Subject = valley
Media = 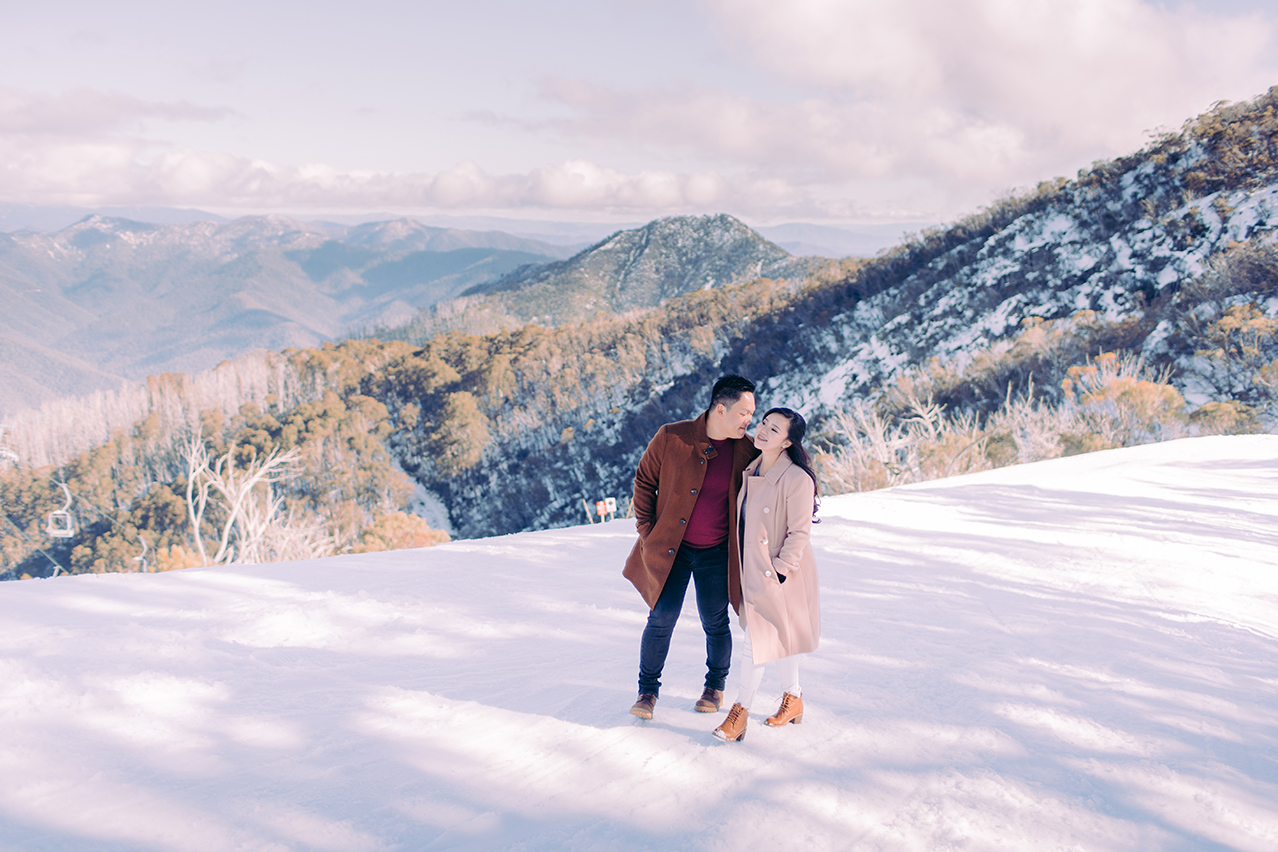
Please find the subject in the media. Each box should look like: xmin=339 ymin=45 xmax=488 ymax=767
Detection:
xmin=0 ymin=215 xmax=573 ymax=412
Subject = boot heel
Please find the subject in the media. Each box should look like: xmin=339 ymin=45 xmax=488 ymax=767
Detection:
xmin=791 ymin=714 xmax=803 ymax=725
xmin=736 ymin=729 xmax=746 ymax=742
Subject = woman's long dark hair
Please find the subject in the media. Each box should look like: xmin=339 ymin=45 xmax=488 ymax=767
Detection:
xmin=764 ymin=407 xmax=820 ymax=519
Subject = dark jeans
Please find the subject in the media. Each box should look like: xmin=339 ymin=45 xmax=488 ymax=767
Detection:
xmin=637 ymin=540 xmax=732 ymax=696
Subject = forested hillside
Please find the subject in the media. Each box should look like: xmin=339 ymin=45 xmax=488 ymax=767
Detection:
xmin=3 ymin=88 xmax=1277 ymax=579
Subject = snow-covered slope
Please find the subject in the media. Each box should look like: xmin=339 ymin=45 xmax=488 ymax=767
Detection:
xmin=2 ymin=436 xmax=1276 ymax=851
xmin=768 ymin=171 xmax=1278 ymax=416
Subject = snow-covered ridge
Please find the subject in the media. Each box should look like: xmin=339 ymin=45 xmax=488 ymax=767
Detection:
xmin=772 ymin=177 xmax=1278 ymax=417
xmin=3 ymin=436 xmax=1275 ymax=850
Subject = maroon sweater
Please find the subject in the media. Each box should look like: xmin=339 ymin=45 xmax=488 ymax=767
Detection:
xmin=682 ymin=437 xmax=733 ymax=547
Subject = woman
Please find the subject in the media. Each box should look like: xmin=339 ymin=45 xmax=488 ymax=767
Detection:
xmin=714 ymin=407 xmax=820 ymax=743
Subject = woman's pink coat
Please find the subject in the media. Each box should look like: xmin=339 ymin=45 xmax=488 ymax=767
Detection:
xmin=736 ymin=453 xmax=821 ymax=664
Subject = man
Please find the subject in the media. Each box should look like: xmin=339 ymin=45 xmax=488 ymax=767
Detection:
xmin=623 ymin=375 xmax=759 ymax=719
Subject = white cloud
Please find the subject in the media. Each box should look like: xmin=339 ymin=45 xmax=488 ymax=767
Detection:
xmin=2 ymin=0 xmax=1275 ymax=226
xmin=702 ymin=0 xmax=1277 ymax=174
xmin=0 ymin=87 xmax=230 ymax=137
xmin=512 ymin=0 xmax=1278 ymax=216
xmin=0 ymin=121 xmax=824 ymax=216
xmin=532 ymin=81 xmax=1026 ymax=182
xmin=0 ymin=89 xmax=822 ymax=217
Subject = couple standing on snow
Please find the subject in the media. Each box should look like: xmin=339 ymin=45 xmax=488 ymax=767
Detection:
xmin=623 ymin=375 xmax=821 ymax=743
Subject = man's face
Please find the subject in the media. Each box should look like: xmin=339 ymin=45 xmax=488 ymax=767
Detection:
xmin=717 ymin=392 xmax=756 ymax=439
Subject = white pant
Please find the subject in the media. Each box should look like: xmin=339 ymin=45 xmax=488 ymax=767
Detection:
xmin=733 ymin=625 xmax=801 ymax=711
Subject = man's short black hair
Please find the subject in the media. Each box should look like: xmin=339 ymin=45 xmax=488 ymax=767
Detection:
xmin=709 ymin=375 xmax=755 ymax=411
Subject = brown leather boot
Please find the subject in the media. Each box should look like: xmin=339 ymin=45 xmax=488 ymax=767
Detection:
xmin=765 ymin=692 xmax=803 ymax=726
xmin=694 ymin=687 xmax=723 ymax=713
xmin=629 ymin=693 xmax=657 ymax=719
xmin=713 ymin=703 xmax=748 ymax=742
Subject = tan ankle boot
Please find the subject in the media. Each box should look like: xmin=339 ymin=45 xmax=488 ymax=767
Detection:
xmin=765 ymin=692 xmax=803 ymax=726
xmin=713 ymin=703 xmax=748 ymax=742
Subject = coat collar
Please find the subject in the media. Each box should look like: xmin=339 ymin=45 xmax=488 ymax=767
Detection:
xmin=746 ymin=450 xmax=794 ymax=484
xmin=693 ymin=411 xmax=710 ymax=443
xmin=695 ymin=410 xmax=737 ymax=459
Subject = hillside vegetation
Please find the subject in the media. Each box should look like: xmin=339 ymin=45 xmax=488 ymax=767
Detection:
xmin=3 ymin=88 xmax=1277 ymax=578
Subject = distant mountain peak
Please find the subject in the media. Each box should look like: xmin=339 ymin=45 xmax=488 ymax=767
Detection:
xmin=64 ymin=214 xmax=160 ymax=234
xmin=339 ymin=217 xmax=572 ymax=258
xmin=218 ymin=213 xmax=319 ymax=234
xmin=592 ymin=213 xmax=773 ymax=249
xmin=345 ymin=218 xmax=446 ymax=249
xmin=452 ymin=212 xmax=813 ymax=326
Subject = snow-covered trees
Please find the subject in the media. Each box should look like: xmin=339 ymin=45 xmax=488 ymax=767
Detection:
xmin=0 ymin=365 xmax=446 ymax=579
xmin=183 ymin=439 xmax=324 ymax=566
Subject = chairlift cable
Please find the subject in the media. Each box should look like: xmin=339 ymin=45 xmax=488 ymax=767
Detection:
xmin=0 ymin=506 xmax=67 ymax=578
xmin=43 ymin=477 xmax=154 ymax=572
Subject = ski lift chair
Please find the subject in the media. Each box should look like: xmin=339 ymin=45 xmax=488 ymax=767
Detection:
xmin=46 ymin=482 xmax=75 ymax=539
xmin=46 ymin=511 xmax=75 ymax=538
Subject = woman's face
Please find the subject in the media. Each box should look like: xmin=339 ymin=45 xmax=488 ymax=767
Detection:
xmin=753 ymin=412 xmax=793 ymax=453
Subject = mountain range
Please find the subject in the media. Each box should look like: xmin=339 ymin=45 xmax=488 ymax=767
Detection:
xmin=0 ymin=215 xmax=576 ymax=413
xmin=0 ymin=203 xmax=931 ymax=258
xmin=0 ymin=213 xmax=820 ymax=415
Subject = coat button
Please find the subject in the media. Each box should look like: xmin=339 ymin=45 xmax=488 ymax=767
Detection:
xmin=691 ymin=488 xmax=697 ymax=495
xmin=699 ymin=459 xmax=705 ymax=464
xmin=763 ymin=507 xmax=770 ymax=514
xmin=765 ymin=570 xmax=773 ymax=578
xmin=668 ymin=548 xmax=676 ymax=555
xmin=679 ymin=519 xmax=686 ymax=525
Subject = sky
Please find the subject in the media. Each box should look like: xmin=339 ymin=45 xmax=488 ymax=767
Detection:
xmin=1 ymin=0 xmax=1276 ymax=226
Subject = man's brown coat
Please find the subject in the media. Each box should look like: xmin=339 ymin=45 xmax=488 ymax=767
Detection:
xmin=622 ymin=412 xmax=758 ymax=610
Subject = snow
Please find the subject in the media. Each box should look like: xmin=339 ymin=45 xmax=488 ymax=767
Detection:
xmin=3 ymin=436 xmax=1278 ymax=851
xmin=1217 ymin=186 xmax=1278 ymax=244
xmin=1011 ymin=212 xmax=1080 ymax=253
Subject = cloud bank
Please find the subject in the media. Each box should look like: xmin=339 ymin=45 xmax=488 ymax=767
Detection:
xmin=543 ymin=0 xmax=1277 ymax=189
xmin=0 ymin=1 xmax=1275 ymax=221
xmin=0 ymin=87 xmax=810 ymax=216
